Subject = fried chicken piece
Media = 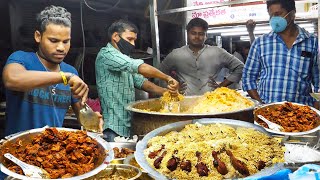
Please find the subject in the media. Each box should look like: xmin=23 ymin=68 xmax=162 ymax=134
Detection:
xmin=195 ymin=151 xmax=209 ymax=176
xmin=154 ymin=151 xmax=167 ymax=169
xmin=212 ymin=150 xmax=228 ymax=175
xmin=257 ymin=160 xmax=266 ymax=170
xmin=167 ymin=150 xmax=179 ymax=171
xmin=148 ymin=144 xmax=165 ymax=159
xmin=180 ymin=160 xmax=192 ymax=172
xmin=226 ymin=150 xmax=249 ymax=176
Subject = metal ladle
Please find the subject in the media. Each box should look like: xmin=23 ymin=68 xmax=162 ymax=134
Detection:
xmin=79 ymin=103 xmax=101 ymax=133
xmin=163 ymin=80 xmax=181 ymax=113
xmin=4 ymin=153 xmax=50 ymax=179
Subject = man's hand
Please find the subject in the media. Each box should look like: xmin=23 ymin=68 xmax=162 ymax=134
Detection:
xmin=208 ymin=76 xmax=219 ymax=90
xmin=95 ymin=111 xmax=104 ymax=133
xmin=246 ymin=19 xmax=256 ymax=33
xmin=179 ymin=82 xmax=188 ymax=95
xmin=68 ymin=75 xmax=89 ymax=105
xmin=167 ymin=77 xmax=179 ymax=95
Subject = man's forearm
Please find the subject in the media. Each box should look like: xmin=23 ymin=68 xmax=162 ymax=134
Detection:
xmin=247 ymin=89 xmax=263 ymax=103
xmin=3 ymin=64 xmax=66 ymax=92
xmin=138 ymin=63 xmax=170 ymax=82
xmin=141 ymin=80 xmax=166 ymax=96
xmin=248 ymin=32 xmax=255 ymax=44
xmin=219 ymin=79 xmax=233 ymax=87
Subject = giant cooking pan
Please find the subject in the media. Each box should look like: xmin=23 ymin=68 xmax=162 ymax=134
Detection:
xmin=126 ymin=96 xmax=260 ymax=135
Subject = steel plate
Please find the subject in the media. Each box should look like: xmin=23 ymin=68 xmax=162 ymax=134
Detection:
xmin=254 ymin=101 xmax=320 ymax=136
xmin=135 ymin=118 xmax=271 ymax=179
xmin=0 ymin=127 xmax=114 ymax=180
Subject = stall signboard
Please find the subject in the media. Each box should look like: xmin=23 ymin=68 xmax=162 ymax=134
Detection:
xmin=186 ymin=0 xmax=318 ymax=25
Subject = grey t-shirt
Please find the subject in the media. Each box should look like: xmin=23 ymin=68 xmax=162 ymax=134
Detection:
xmin=233 ymin=51 xmax=245 ymax=63
xmin=160 ymin=45 xmax=244 ymax=95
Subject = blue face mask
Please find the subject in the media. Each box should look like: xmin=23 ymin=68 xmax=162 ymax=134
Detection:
xmin=269 ymin=11 xmax=291 ymax=33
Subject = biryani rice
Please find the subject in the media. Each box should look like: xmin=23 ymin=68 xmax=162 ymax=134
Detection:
xmin=144 ymin=123 xmax=284 ymax=179
xmin=188 ymin=87 xmax=254 ymax=113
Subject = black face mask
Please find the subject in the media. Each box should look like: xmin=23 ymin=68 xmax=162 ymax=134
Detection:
xmin=116 ymin=36 xmax=135 ymax=56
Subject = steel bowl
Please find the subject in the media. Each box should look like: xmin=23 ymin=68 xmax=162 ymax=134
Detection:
xmin=126 ymin=96 xmax=260 ymax=135
xmin=253 ymin=101 xmax=320 ymax=136
xmin=89 ymin=164 xmax=142 ymax=180
xmin=109 ymin=142 xmax=136 ymax=164
xmin=124 ymin=154 xmax=154 ymax=180
xmin=135 ymin=118 xmax=273 ymax=179
xmin=109 ymin=142 xmax=137 ymax=151
xmin=0 ymin=127 xmax=114 ymax=180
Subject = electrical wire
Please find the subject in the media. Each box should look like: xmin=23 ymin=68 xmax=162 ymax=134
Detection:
xmin=83 ymin=0 xmax=121 ymax=13
xmin=79 ymin=0 xmax=121 ymax=80
xmin=80 ymin=0 xmax=85 ymax=80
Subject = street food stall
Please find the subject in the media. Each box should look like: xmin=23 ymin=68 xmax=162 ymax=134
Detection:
xmin=1 ymin=87 xmax=320 ymax=179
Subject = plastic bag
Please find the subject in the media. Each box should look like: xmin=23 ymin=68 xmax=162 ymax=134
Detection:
xmin=289 ymin=164 xmax=320 ymax=180
xmin=244 ymin=168 xmax=291 ymax=180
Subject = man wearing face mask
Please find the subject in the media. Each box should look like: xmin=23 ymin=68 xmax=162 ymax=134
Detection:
xmin=95 ymin=19 xmax=179 ymax=141
xmin=242 ymin=0 xmax=319 ymax=107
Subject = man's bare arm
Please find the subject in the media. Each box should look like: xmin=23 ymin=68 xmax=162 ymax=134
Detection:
xmin=3 ymin=63 xmax=65 ymax=92
xmin=141 ymin=80 xmax=167 ymax=96
xmin=247 ymin=89 xmax=263 ymax=103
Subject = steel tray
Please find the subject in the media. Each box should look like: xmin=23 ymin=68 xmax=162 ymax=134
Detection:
xmin=254 ymin=101 xmax=320 ymax=136
xmin=135 ymin=118 xmax=272 ymax=179
xmin=0 ymin=127 xmax=114 ymax=180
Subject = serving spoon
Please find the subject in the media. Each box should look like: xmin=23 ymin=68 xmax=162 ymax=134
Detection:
xmin=4 ymin=153 xmax=50 ymax=179
xmin=257 ymin=115 xmax=284 ymax=132
xmin=79 ymin=103 xmax=101 ymax=133
xmin=163 ymin=80 xmax=181 ymax=113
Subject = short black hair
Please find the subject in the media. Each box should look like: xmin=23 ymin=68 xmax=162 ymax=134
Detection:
xmin=266 ymin=0 xmax=296 ymax=12
xmin=36 ymin=5 xmax=71 ymax=33
xmin=107 ymin=19 xmax=139 ymax=40
xmin=186 ymin=18 xmax=208 ymax=32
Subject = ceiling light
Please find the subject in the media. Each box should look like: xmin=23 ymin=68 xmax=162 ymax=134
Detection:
xmin=240 ymin=36 xmax=251 ymax=41
xmin=209 ymin=23 xmax=315 ymax=36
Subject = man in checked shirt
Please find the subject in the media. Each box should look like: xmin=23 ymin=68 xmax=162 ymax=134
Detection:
xmin=95 ymin=20 xmax=179 ymax=141
xmin=242 ymin=0 xmax=319 ymax=107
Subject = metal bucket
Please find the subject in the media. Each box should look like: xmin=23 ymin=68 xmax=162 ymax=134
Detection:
xmin=126 ymin=96 xmax=259 ymax=135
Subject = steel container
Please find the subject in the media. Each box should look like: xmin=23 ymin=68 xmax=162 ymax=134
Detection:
xmin=88 ymin=164 xmax=142 ymax=180
xmin=0 ymin=127 xmax=114 ymax=180
xmin=126 ymin=96 xmax=259 ymax=135
xmin=135 ymin=118 xmax=277 ymax=179
xmin=253 ymin=101 xmax=320 ymax=136
xmin=108 ymin=142 xmax=136 ymax=164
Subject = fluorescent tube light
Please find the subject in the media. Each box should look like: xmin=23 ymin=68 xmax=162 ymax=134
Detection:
xmin=209 ymin=23 xmax=315 ymax=36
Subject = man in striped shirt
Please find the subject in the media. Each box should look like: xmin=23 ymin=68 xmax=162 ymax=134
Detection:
xmin=242 ymin=0 xmax=319 ymax=107
xmin=95 ymin=20 xmax=179 ymax=141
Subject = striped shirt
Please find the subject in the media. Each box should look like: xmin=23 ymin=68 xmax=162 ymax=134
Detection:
xmin=242 ymin=26 xmax=319 ymax=106
xmin=95 ymin=43 xmax=146 ymax=137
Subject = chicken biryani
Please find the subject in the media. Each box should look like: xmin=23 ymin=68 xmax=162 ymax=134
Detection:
xmin=157 ymin=87 xmax=254 ymax=114
xmin=144 ymin=123 xmax=284 ymax=179
xmin=187 ymin=87 xmax=254 ymax=113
